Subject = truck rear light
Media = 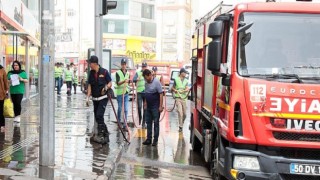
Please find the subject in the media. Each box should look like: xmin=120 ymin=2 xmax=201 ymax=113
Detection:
xmin=271 ymin=118 xmax=286 ymax=128
xmin=233 ymin=155 xmax=260 ymax=171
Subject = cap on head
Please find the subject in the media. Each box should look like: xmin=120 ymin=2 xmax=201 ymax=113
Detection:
xmin=152 ymin=66 xmax=157 ymax=71
xmin=121 ymin=58 xmax=127 ymax=64
xmin=180 ymin=68 xmax=188 ymax=74
xmin=142 ymin=62 xmax=147 ymax=67
xmin=88 ymin=55 xmax=98 ymax=64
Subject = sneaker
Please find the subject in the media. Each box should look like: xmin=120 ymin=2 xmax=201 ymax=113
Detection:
xmin=179 ymin=127 xmax=182 ymax=132
xmin=152 ymin=141 xmax=158 ymax=146
xmin=142 ymin=139 xmax=152 ymax=145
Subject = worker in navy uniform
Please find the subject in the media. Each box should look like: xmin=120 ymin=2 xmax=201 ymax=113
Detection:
xmin=86 ymin=55 xmax=112 ymax=144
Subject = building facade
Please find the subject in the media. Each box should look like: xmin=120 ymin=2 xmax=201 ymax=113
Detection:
xmin=0 ymin=0 xmax=41 ymax=97
xmin=54 ymin=0 xmax=82 ymax=64
xmin=104 ymin=0 xmax=157 ymax=64
xmin=156 ymin=0 xmax=192 ymax=62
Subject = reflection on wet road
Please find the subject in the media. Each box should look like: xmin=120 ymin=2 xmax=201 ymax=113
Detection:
xmin=0 ymin=88 xmax=210 ymax=179
xmin=0 ymin=90 xmax=124 ymax=179
xmin=113 ymin=99 xmax=211 ymax=179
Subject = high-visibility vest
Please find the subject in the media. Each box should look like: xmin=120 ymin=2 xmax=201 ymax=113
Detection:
xmin=65 ymin=70 xmax=73 ymax=81
xmin=136 ymin=71 xmax=145 ymax=93
xmin=33 ymin=68 xmax=39 ymax=78
xmin=73 ymin=74 xmax=78 ymax=84
xmin=174 ymin=76 xmax=188 ymax=100
xmin=83 ymin=72 xmax=88 ymax=81
xmin=116 ymin=70 xmax=129 ymax=96
xmin=156 ymin=75 xmax=161 ymax=81
xmin=55 ymin=67 xmax=62 ymax=78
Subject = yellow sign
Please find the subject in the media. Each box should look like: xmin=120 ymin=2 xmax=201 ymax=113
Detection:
xmin=103 ymin=34 xmax=156 ymax=64
xmin=6 ymin=46 xmax=38 ymax=56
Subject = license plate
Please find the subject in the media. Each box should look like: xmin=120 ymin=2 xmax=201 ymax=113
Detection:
xmin=290 ymin=163 xmax=320 ymax=176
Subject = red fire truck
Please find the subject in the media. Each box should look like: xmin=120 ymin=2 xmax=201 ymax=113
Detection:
xmin=190 ymin=0 xmax=320 ymax=179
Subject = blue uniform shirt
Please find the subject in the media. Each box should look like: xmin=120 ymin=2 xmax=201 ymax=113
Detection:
xmin=144 ymin=77 xmax=163 ymax=109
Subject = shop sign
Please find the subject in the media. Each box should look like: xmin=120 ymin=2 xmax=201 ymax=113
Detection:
xmin=1 ymin=0 xmax=40 ymax=41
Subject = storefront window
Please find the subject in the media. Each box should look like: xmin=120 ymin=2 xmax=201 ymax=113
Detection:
xmin=2 ymin=35 xmax=39 ymax=96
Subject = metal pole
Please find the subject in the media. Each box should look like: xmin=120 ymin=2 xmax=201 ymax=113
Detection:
xmin=39 ymin=0 xmax=55 ymax=166
xmin=25 ymin=40 xmax=30 ymax=98
xmin=95 ymin=0 xmax=103 ymax=63
xmin=93 ymin=0 xmax=103 ymax=136
xmin=12 ymin=35 xmax=14 ymax=62
xmin=15 ymin=35 xmax=18 ymax=61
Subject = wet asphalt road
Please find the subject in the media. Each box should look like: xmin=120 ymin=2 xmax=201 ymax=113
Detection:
xmin=112 ymin=95 xmax=211 ymax=179
xmin=0 ymin=87 xmax=210 ymax=179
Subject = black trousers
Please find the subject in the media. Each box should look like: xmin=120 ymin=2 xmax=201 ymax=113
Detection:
xmin=73 ymin=83 xmax=77 ymax=93
xmin=11 ymin=94 xmax=23 ymax=117
xmin=93 ymin=98 xmax=108 ymax=130
xmin=0 ymin=100 xmax=4 ymax=126
xmin=66 ymin=81 xmax=72 ymax=95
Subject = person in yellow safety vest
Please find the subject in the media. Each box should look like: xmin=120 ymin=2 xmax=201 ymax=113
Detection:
xmin=72 ymin=70 xmax=78 ymax=94
xmin=83 ymin=68 xmax=88 ymax=93
xmin=70 ymin=62 xmax=75 ymax=93
xmin=133 ymin=62 xmax=148 ymax=128
xmin=54 ymin=63 xmax=63 ymax=95
xmin=116 ymin=58 xmax=131 ymax=130
xmin=171 ymin=68 xmax=189 ymax=132
xmin=64 ymin=64 xmax=73 ymax=96
xmin=60 ymin=62 xmax=65 ymax=88
xmin=152 ymin=66 xmax=164 ymax=86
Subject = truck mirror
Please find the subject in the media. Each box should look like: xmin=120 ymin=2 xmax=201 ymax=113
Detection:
xmin=207 ymin=40 xmax=222 ymax=75
xmin=207 ymin=21 xmax=224 ymax=76
xmin=208 ymin=21 xmax=224 ymax=38
xmin=222 ymin=75 xmax=230 ymax=86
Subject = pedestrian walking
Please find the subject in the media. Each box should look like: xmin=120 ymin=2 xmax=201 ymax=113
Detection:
xmin=86 ymin=55 xmax=112 ymax=144
xmin=0 ymin=64 xmax=9 ymax=130
xmin=73 ymin=70 xmax=78 ymax=94
xmin=64 ymin=64 xmax=73 ymax=96
xmin=60 ymin=63 xmax=65 ymax=89
xmin=171 ymin=68 xmax=189 ymax=132
xmin=54 ymin=63 xmax=62 ymax=95
xmin=115 ymin=58 xmax=130 ymax=130
xmin=70 ymin=63 xmax=75 ymax=93
xmin=133 ymin=62 xmax=147 ymax=128
xmin=7 ymin=61 xmax=28 ymax=123
xmin=142 ymin=69 xmax=164 ymax=146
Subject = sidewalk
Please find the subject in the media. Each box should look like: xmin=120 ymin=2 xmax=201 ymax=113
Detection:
xmin=0 ymin=87 xmax=127 ymax=179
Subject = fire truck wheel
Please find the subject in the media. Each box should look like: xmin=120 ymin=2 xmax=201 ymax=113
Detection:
xmin=210 ymin=134 xmax=225 ymax=180
xmin=190 ymin=114 xmax=201 ymax=152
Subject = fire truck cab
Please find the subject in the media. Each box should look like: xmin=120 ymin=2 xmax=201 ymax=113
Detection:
xmin=190 ymin=0 xmax=320 ymax=179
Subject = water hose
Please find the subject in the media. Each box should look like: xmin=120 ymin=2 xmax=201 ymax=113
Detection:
xmin=131 ymin=83 xmax=139 ymax=128
xmin=158 ymin=86 xmax=167 ymax=122
xmin=165 ymin=83 xmax=196 ymax=112
xmin=121 ymin=81 xmax=131 ymax=142
xmin=107 ymin=92 xmax=130 ymax=144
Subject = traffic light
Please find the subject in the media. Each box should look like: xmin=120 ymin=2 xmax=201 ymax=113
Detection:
xmin=102 ymin=0 xmax=117 ymax=16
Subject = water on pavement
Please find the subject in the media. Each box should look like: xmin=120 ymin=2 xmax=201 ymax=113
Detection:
xmin=0 ymin=88 xmax=210 ymax=179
